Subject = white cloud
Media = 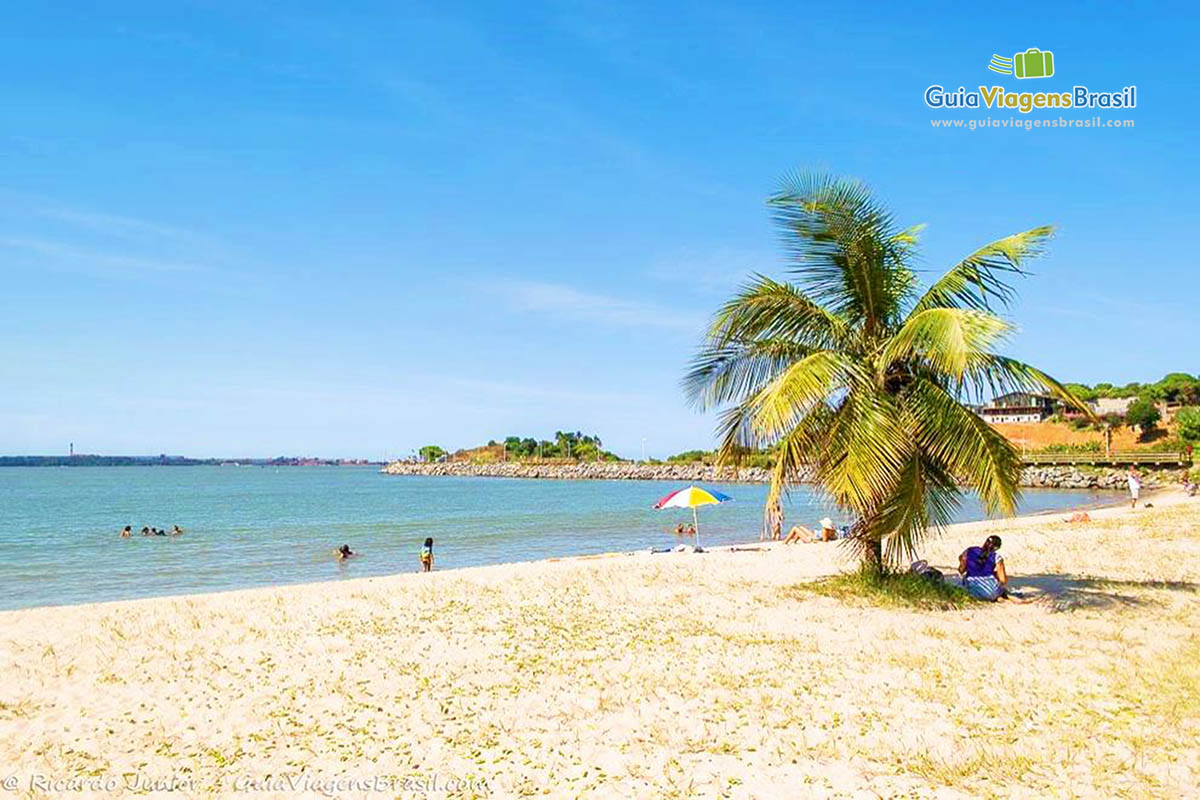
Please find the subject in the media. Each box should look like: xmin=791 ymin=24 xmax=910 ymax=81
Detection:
xmin=0 ymin=236 xmax=201 ymax=274
xmin=496 ymin=280 xmax=705 ymax=332
xmin=38 ymin=208 xmax=194 ymax=241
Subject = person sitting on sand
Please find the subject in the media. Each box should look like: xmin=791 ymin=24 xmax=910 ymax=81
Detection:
xmin=958 ymin=535 xmax=1029 ymax=603
xmin=420 ymin=537 xmax=434 ymax=572
xmin=335 ymin=544 xmax=356 ymax=560
xmin=1183 ymin=476 xmax=1198 ymax=497
xmin=120 ymin=525 xmax=132 ymax=538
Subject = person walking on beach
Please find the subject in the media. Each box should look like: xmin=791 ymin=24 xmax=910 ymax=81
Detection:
xmin=1127 ymin=465 xmax=1142 ymax=509
xmin=420 ymin=537 xmax=434 ymax=572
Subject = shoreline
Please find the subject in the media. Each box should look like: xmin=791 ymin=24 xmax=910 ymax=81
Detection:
xmin=0 ymin=486 xmax=1152 ymax=618
xmin=3 ymin=489 xmax=1196 ymax=796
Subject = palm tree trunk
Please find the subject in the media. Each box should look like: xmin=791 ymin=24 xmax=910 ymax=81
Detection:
xmin=862 ymin=538 xmax=884 ymax=575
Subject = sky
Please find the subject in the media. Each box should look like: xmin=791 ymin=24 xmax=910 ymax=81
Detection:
xmin=2 ymin=1 xmax=1197 ymax=459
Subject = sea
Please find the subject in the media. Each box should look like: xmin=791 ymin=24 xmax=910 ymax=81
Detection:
xmin=0 ymin=466 xmax=1115 ymax=611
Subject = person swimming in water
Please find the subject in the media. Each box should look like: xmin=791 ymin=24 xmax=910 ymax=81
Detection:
xmin=335 ymin=544 xmax=356 ymax=560
xmin=170 ymin=525 xmax=184 ymax=536
xmin=141 ymin=526 xmax=151 ymax=537
xmin=120 ymin=525 xmax=132 ymax=538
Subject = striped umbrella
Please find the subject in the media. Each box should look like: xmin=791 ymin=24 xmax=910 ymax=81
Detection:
xmin=653 ymin=485 xmax=733 ymax=549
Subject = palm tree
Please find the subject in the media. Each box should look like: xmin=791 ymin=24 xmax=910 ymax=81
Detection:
xmin=684 ymin=172 xmax=1087 ymax=571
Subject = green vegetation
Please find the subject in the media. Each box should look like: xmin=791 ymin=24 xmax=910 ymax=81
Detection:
xmin=667 ymin=449 xmax=715 ymax=463
xmin=1068 ymin=372 xmax=1200 ymax=404
xmin=666 ymin=448 xmax=777 ymax=469
xmin=1176 ymin=407 xmax=1200 ymax=444
xmin=1031 ymin=441 xmax=1102 ymax=454
xmin=418 ymin=445 xmax=447 ymax=462
xmin=791 ymin=567 xmax=971 ymax=610
xmin=500 ymin=432 xmax=619 ymax=462
xmin=1125 ymin=397 xmax=1161 ymax=439
xmin=684 ymin=171 xmax=1084 ymax=571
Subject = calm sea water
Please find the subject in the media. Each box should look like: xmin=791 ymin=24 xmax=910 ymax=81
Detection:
xmin=0 ymin=466 xmax=1114 ymax=610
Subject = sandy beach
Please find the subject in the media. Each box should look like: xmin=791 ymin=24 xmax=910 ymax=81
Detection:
xmin=2 ymin=493 xmax=1198 ymax=799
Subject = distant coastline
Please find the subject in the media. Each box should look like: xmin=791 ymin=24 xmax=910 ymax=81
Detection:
xmin=0 ymin=456 xmax=381 ymax=468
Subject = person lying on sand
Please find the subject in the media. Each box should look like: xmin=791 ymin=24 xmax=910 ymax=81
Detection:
xmin=958 ymin=535 xmax=1031 ymax=603
xmin=335 ymin=544 xmax=356 ymax=560
xmin=783 ymin=517 xmax=837 ymax=544
xmin=1066 ymin=511 xmax=1091 ymax=523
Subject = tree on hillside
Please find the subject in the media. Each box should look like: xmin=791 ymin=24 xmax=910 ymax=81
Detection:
xmin=1125 ymin=397 xmax=1160 ymax=440
xmin=1174 ymin=406 xmax=1200 ymax=443
xmin=684 ymin=172 xmax=1087 ymax=572
xmin=1156 ymin=373 xmax=1200 ymax=405
xmin=1063 ymin=383 xmax=1098 ymax=402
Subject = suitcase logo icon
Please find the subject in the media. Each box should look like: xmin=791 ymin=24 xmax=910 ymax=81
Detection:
xmin=988 ymin=48 xmax=1055 ymax=79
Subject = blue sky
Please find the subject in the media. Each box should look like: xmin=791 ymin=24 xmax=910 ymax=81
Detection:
xmin=2 ymin=2 xmax=1196 ymax=459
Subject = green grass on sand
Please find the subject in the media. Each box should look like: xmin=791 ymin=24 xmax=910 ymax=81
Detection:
xmin=793 ymin=567 xmax=973 ymax=610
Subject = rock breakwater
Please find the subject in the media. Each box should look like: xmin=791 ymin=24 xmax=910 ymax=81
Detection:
xmin=382 ymin=460 xmax=1185 ymax=489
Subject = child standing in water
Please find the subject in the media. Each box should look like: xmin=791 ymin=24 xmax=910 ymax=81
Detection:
xmin=420 ymin=537 xmax=434 ymax=572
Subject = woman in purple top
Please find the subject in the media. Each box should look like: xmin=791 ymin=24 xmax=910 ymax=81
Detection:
xmin=958 ymin=535 xmax=1013 ymax=602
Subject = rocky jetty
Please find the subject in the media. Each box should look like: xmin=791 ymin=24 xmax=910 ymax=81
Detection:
xmin=381 ymin=460 xmax=775 ymax=483
xmin=382 ymin=460 xmax=1187 ymax=489
xmin=1018 ymin=464 xmax=1184 ymax=490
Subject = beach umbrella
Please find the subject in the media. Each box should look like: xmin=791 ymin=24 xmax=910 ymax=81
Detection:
xmin=653 ymin=485 xmax=732 ymax=549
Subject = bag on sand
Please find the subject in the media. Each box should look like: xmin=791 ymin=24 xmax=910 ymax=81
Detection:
xmin=909 ymin=560 xmax=944 ymax=583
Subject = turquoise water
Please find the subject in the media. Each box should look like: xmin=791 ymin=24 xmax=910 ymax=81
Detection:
xmin=0 ymin=466 xmax=1113 ymax=610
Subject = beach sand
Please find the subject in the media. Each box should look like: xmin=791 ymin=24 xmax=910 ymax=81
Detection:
xmin=2 ymin=493 xmax=1198 ymax=798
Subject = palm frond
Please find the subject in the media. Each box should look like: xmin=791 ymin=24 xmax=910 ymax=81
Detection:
xmin=904 ymin=377 xmax=1023 ymax=517
xmin=911 ymin=226 xmax=1055 ymax=314
xmin=881 ymin=308 xmax=1013 ymax=380
xmin=684 ymin=337 xmax=815 ymax=411
xmin=703 ymin=275 xmax=847 ymax=349
xmin=769 ymin=172 xmax=914 ymax=331
xmin=817 ymin=389 xmax=913 ymax=512
xmin=749 ymin=351 xmax=858 ymax=441
xmin=963 ymin=354 xmax=1092 ymax=416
